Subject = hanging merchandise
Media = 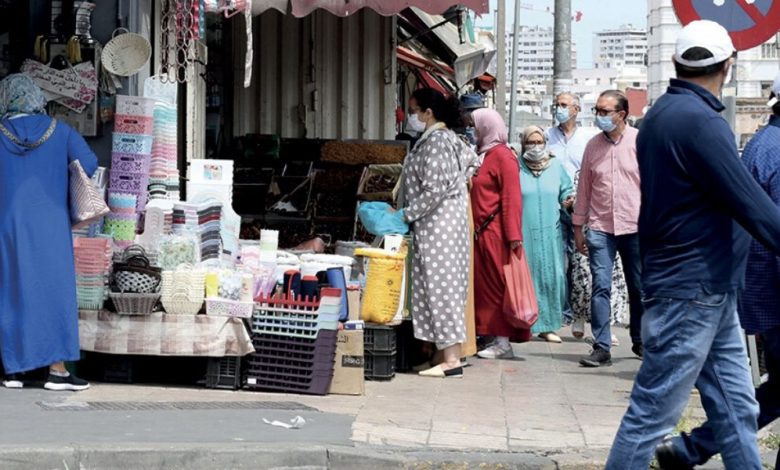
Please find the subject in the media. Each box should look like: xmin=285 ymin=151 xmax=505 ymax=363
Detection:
xmin=102 ymin=29 xmax=152 ymax=78
xmin=74 ymin=2 xmax=96 ymax=38
xmin=21 ymin=60 xmax=98 ymax=112
xmin=158 ymin=0 xmax=202 ymax=83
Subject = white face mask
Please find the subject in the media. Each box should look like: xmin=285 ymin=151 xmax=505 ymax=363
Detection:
xmin=523 ymin=144 xmax=547 ymax=162
xmin=407 ymin=114 xmax=426 ymax=133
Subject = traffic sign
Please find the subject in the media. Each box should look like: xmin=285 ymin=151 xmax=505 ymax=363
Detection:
xmin=673 ymin=0 xmax=780 ymax=51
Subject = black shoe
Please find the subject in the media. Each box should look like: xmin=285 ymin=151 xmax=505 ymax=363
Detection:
xmin=632 ymin=343 xmax=643 ymax=359
xmin=2 ymin=374 xmax=23 ymax=389
xmin=44 ymin=373 xmax=90 ymax=392
xmin=579 ymin=347 xmax=612 ymax=367
xmin=655 ymin=437 xmax=693 ymax=470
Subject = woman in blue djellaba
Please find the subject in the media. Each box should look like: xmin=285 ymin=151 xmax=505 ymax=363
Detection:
xmin=0 ymin=74 xmax=96 ymax=391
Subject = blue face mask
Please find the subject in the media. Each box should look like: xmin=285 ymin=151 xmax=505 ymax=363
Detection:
xmin=555 ymin=106 xmax=571 ymax=125
xmin=595 ymin=115 xmax=617 ymax=133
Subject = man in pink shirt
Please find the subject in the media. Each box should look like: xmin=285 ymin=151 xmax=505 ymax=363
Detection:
xmin=572 ymin=90 xmax=644 ymax=367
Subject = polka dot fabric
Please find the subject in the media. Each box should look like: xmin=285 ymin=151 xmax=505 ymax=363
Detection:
xmin=402 ymin=129 xmax=471 ymax=348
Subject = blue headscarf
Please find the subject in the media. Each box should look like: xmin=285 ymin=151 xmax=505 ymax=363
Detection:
xmin=0 ymin=74 xmax=47 ymax=121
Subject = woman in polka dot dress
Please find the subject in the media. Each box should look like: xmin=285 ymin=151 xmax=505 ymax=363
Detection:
xmin=401 ymin=89 xmax=474 ymax=378
xmin=469 ymin=109 xmax=526 ymax=360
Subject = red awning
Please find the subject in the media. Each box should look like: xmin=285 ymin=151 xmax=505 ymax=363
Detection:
xmin=253 ymin=1 xmax=489 ymax=17
xmin=397 ymin=47 xmax=454 ymax=94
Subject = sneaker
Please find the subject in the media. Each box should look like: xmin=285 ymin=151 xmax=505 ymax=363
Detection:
xmin=44 ymin=373 xmax=90 ymax=392
xmin=477 ymin=343 xmax=514 ymax=360
xmin=632 ymin=343 xmax=643 ymax=359
xmin=2 ymin=374 xmax=23 ymax=389
xmin=580 ymin=347 xmax=612 ymax=367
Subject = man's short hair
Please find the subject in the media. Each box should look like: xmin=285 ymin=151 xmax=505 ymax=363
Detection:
xmin=674 ymin=47 xmax=729 ymax=78
xmin=555 ymin=92 xmax=580 ymax=109
xmin=599 ymin=90 xmax=629 ymax=120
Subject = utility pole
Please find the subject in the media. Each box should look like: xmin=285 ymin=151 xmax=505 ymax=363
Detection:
xmin=496 ymin=0 xmax=507 ymax=120
xmin=553 ymin=0 xmax=572 ymax=96
xmin=508 ymin=0 xmax=522 ymax=141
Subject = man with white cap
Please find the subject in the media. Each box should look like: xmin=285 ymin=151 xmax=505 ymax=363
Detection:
xmin=653 ymin=72 xmax=780 ymax=470
xmin=606 ymin=20 xmax=780 ymax=470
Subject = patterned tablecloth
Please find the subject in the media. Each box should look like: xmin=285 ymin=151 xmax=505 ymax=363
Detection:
xmin=78 ymin=310 xmax=255 ymax=357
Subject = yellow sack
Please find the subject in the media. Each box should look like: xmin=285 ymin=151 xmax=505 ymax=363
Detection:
xmin=355 ymin=248 xmax=406 ymax=324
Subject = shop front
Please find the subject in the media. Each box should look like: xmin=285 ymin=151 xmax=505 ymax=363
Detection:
xmin=3 ymin=0 xmax=491 ymax=396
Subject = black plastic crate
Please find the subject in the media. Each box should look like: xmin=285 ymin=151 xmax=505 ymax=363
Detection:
xmin=365 ymin=350 xmax=396 ymax=381
xmin=206 ymin=356 xmax=245 ymax=390
xmin=364 ymin=324 xmax=397 ymax=353
xmin=395 ymin=320 xmax=415 ymax=372
xmin=102 ymin=356 xmax=133 ymax=384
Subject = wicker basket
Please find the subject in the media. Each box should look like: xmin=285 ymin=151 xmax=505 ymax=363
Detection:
xmin=206 ymin=298 xmax=253 ymax=318
xmin=113 ymin=255 xmax=161 ymax=293
xmin=102 ymin=28 xmax=152 ymax=77
xmin=110 ymin=292 xmax=160 ymax=315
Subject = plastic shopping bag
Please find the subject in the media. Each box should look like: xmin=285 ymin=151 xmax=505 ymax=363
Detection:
xmin=357 ymin=201 xmax=409 ymax=236
xmin=503 ymin=248 xmax=539 ymax=329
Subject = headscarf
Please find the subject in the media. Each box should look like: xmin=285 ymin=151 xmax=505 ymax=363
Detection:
xmin=0 ymin=74 xmax=47 ymax=121
xmin=472 ymin=108 xmax=508 ymax=155
xmin=521 ymin=125 xmax=553 ymax=176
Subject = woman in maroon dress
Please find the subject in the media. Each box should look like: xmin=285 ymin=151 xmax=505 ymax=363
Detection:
xmin=470 ymin=109 xmax=527 ymax=359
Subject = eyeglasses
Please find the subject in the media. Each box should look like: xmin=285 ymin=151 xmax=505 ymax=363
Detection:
xmin=592 ymin=107 xmax=620 ymax=117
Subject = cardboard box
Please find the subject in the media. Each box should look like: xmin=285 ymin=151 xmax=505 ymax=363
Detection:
xmin=328 ymin=330 xmax=365 ymax=396
xmin=347 ymin=287 xmax=361 ymax=321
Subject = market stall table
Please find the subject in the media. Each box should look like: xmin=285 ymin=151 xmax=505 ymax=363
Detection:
xmin=78 ymin=310 xmax=254 ymax=357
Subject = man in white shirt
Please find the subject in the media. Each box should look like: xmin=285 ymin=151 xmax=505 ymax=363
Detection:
xmin=545 ymin=92 xmax=599 ymax=330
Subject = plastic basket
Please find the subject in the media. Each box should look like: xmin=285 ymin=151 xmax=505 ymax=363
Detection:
xmin=205 ymin=356 xmax=245 ymax=390
xmin=162 ymin=300 xmax=203 ymax=315
xmin=206 ymin=298 xmax=253 ymax=318
xmin=112 ymin=133 xmax=153 ymax=155
xmin=109 ymin=292 xmax=160 ymax=315
xmin=111 ymin=152 xmax=151 ymax=174
xmin=114 ymin=114 xmax=154 ymax=135
xmin=250 ymin=289 xmax=342 ymax=339
xmin=110 ymin=170 xmax=149 ymax=194
xmin=364 ymin=324 xmax=397 ymax=353
xmin=116 ymin=95 xmax=156 ymax=117
xmin=245 ymin=329 xmax=337 ymax=395
xmin=364 ymin=350 xmax=396 ymax=381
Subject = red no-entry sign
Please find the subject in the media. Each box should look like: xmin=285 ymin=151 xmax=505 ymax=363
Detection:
xmin=673 ymin=0 xmax=780 ymax=51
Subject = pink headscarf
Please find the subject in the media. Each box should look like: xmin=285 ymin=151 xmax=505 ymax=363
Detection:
xmin=472 ymin=108 xmax=508 ymax=154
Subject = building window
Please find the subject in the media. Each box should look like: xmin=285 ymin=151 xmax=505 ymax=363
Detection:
xmin=761 ymin=43 xmax=778 ymax=59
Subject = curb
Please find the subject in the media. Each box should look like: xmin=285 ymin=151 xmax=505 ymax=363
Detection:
xmin=0 ymin=444 xmax=558 ymax=470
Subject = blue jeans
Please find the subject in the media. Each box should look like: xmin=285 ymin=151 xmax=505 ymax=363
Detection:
xmin=586 ymin=230 xmax=643 ymax=351
xmin=606 ymin=291 xmax=762 ymax=470
xmin=670 ymin=326 xmax=780 ymax=468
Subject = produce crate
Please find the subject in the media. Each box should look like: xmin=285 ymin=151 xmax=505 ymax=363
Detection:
xmin=265 ymin=175 xmax=314 ymax=216
xmin=364 ymin=324 xmax=397 ymax=353
xmin=364 ymin=350 xmax=396 ymax=381
xmin=205 ymin=356 xmax=245 ymax=390
xmin=356 ymin=164 xmax=403 ymax=202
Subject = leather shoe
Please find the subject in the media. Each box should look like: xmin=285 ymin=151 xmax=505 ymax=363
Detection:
xmin=655 ymin=438 xmax=693 ymax=470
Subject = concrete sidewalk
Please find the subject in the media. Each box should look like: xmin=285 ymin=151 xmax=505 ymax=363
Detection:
xmin=0 ymin=326 xmax=776 ymax=469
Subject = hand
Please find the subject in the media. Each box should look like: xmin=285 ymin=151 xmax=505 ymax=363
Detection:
xmin=510 ymin=241 xmax=523 ymax=257
xmin=562 ymin=196 xmax=575 ymax=209
xmin=574 ymin=227 xmax=588 ymax=256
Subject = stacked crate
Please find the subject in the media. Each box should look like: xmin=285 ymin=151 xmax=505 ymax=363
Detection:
xmin=111 ymin=96 xmax=155 ymax=213
xmin=363 ymin=324 xmax=397 ymax=381
xmin=246 ymin=288 xmax=342 ymax=395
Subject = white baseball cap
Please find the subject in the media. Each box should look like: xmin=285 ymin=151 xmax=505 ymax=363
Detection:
xmin=674 ymin=20 xmax=735 ymax=68
xmin=769 ymin=71 xmax=780 ymax=107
